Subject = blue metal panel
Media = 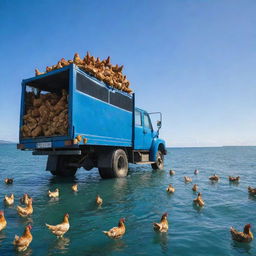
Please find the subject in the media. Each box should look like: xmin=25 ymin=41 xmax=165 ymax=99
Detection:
xmin=73 ymin=90 xmax=132 ymax=147
xmin=21 ymin=139 xmax=78 ymax=150
xmin=22 ymin=65 xmax=71 ymax=84
xmin=19 ymin=82 xmax=26 ymax=142
xmin=72 ymin=66 xmax=133 ymax=147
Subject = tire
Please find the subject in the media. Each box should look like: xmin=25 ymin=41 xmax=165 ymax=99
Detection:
xmin=98 ymin=149 xmax=128 ymax=179
xmin=50 ymin=156 xmax=77 ymax=177
xmin=151 ymin=150 xmax=164 ymax=170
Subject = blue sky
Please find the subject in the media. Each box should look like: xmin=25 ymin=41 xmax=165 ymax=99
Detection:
xmin=0 ymin=0 xmax=256 ymax=147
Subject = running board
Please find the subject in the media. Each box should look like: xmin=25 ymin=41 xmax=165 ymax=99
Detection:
xmin=135 ymin=161 xmax=155 ymax=164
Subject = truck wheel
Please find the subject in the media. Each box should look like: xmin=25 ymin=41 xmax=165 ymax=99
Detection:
xmin=98 ymin=149 xmax=128 ymax=179
xmin=151 ymin=150 xmax=164 ymax=170
xmin=50 ymin=156 xmax=77 ymax=177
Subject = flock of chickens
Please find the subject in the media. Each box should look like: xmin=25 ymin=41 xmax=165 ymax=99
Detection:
xmin=168 ymin=170 xmax=255 ymax=243
xmin=1 ymin=170 xmax=255 ymax=252
xmin=35 ymin=52 xmax=132 ymax=93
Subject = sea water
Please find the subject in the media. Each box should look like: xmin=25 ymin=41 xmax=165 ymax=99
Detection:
xmin=0 ymin=145 xmax=255 ymax=256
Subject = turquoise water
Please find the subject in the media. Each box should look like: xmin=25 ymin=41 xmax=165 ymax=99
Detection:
xmin=0 ymin=145 xmax=255 ymax=256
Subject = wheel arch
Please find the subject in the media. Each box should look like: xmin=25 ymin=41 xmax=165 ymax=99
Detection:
xmin=149 ymin=139 xmax=167 ymax=162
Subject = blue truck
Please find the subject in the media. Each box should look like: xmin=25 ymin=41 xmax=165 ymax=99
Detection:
xmin=17 ymin=64 xmax=167 ymax=178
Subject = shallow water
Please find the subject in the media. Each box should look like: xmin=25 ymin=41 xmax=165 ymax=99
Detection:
xmin=0 ymin=145 xmax=255 ymax=256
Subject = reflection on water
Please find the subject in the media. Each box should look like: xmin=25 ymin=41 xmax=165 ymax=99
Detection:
xmin=48 ymin=237 xmax=70 ymax=255
xmin=14 ymin=248 xmax=33 ymax=256
xmin=153 ymin=232 xmax=168 ymax=254
xmin=231 ymin=240 xmax=252 ymax=255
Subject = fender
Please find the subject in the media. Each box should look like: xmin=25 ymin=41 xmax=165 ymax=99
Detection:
xmin=149 ymin=138 xmax=167 ymax=162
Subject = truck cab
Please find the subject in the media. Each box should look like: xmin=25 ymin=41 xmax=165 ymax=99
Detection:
xmin=17 ymin=64 xmax=166 ymax=178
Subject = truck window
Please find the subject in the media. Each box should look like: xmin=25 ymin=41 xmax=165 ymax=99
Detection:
xmin=135 ymin=110 xmax=142 ymax=126
xmin=144 ymin=113 xmax=152 ymax=130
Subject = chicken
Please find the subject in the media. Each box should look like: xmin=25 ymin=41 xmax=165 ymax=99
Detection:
xmin=46 ymin=66 xmax=53 ymax=72
xmin=56 ymin=61 xmax=63 ymax=69
xmin=153 ymin=213 xmax=168 ymax=232
xmin=112 ymin=64 xmax=123 ymax=73
xmin=35 ymin=68 xmax=44 ymax=76
xmin=166 ymin=184 xmax=175 ymax=193
xmin=20 ymin=194 xmax=30 ymax=205
xmin=0 ymin=211 xmax=7 ymax=231
xmin=73 ymin=53 xmax=84 ymax=65
xmin=76 ymin=135 xmax=82 ymax=142
xmin=184 ymin=176 xmax=192 ymax=183
xmin=103 ymin=218 xmax=126 ymax=238
xmin=169 ymin=170 xmax=175 ymax=175
xmin=48 ymin=188 xmax=59 ymax=198
xmin=4 ymin=193 xmax=14 ymax=205
xmin=192 ymin=184 xmax=198 ymax=192
xmin=46 ymin=213 xmax=70 ymax=238
xmin=248 ymin=186 xmax=256 ymax=195
xmin=96 ymin=195 xmax=103 ymax=206
xmin=209 ymin=174 xmax=219 ymax=181
xmin=60 ymin=58 xmax=70 ymax=67
xmin=72 ymin=184 xmax=78 ymax=192
xmin=193 ymin=192 xmax=204 ymax=207
xmin=4 ymin=178 xmax=13 ymax=184
xmin=13 ymin=225 xmax=33 ymax=251
xmin=194 ymin=169 xmax=199 ymax=175
xmin=17 ymin=198 xmax=33 ymax=217
xmin=230 ymin=224 xmax=253 ymax=243
xmin=229 ymin=176 xmax=240 ymax=182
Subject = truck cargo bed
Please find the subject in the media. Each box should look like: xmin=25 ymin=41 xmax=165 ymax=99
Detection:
xmin=19 ymin=64 xmax=134 ymax=150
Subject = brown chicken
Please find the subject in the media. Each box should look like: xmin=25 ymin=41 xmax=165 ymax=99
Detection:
xmin=230 ymin=224 xmax=253 ymax=243
xmin=48 ymin=188 xmax=59 ymax=198
xmin=103 ymin=218 xmax=126 ymax=238
xmin=0 ymin=211 xmax=7 ymax=231
xmin=169 ymin=170 xmax=175 ymax=175
xmin=209 ymin=174 xmax=219 ymax=181
xmin=96 ymin=195 xmax=103 ymax=206
xmin=4 ymin=193 xmax=14 ymax=205
xmin=193 ymin=192 xmax=204 ymax=207
xmin=35 ymin=68 xmax=44 ymax=76
xmin=60 ymin=58 xmax=70 ymax=67
xmin=13 ymin=225 xmax=33 ymax=251
xmin=72 ymin=184 xmax=78 ymax=192
xmin=46 ymin=213 xmax=70 ymax=238
xmin=20 ymin=194 xmax=30 ymax=205
xmin=153 ymin=213 xmax=168 ymax=232
xmin=4 ymin=178 xmax=13 ymax=184
xmin=17 ymin=198 xmax=33 ymax=217
xmin=166 ymin=184 xmax=175 ymax=193
xmin=248 ymin=186 xmax=256 ymax=195
xmin=73 ymin=53 xmax=84 ymax=65
xmin=184 ymin=176 xmax=192 ymax=183
xmin=192 ymin=184 xmax=198 ymax=192
xmin=229 ymin=176 xmax=240 ymax=182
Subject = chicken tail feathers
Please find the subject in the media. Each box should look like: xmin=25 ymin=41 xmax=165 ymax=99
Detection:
xmin=45 ymin=223 xmax=53 ymax=229
xmin=103 ymin=231 xmax=108 ymax=235
xmin=153 ymin=223 xmax=161 ymax=230
xmin=13 ymin=235 xmax=19 ymax=245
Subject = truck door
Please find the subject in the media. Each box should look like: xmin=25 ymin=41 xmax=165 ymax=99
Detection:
xmin=143 ymin=113 xmax=153 ymax=150
xmin=134 ymin=109 xmax=144 ymax=149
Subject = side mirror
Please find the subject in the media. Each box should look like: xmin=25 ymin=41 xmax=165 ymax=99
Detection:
xmin=157 ymin=120 xmax=162 ymax=128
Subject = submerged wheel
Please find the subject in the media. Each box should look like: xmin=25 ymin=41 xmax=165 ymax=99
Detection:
xmin=151 ymin=150 xmax=164 ymax=170
xmin=50 ymin=156 xmax=77 ymax=177
xmin=98 ymin=149 xmax=128 ymax=179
